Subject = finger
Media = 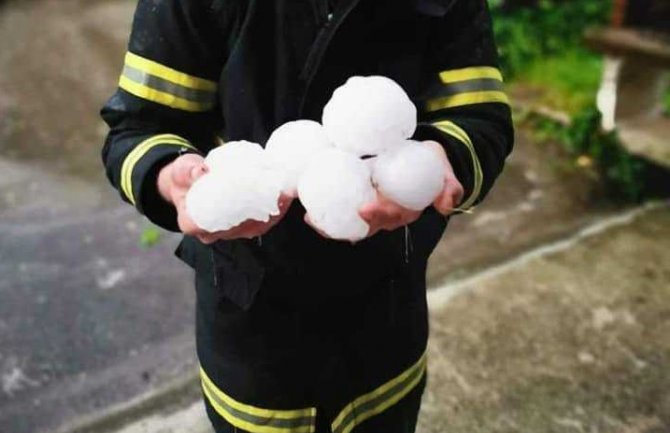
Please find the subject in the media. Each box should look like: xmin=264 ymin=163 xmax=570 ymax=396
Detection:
xmin=172 ymin=155 xmax=206 ymax=187
xmin=277 ymin=194 xmax=294 ymax=213
xmin=190 ymin=162 xmax=208 ymax=182
xmin=178 ymin=210 xmax=207 ymax=236
xmin=433 ymin=187 xmax=458 ymax=215
xmin=199 ymin=233 xmax=222 ymax=244
xmin=362 ymin=200 xmax=406 ymax=230
xmin=173 ymin=196 xmax=211 ymax=237
xmin=366 ymin=223 xmax=382 ymax=238
xmin=237 ymin=220 xmax=272 ymax=238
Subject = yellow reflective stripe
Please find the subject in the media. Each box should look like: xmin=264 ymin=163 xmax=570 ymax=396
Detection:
xmin=331 ymin=352 xmax=427 ymax=433
xmin=120 ymin=134 xmax=194 ymax=205
xmin=124 ymin=51 xmax=217 ymax=92
xmin=439 ymin=66 xmax=503 ymax=83
xmin=200 ymin=367 xmax=316 ymax=423
xmin=426 ymin=90 xmax=509 ymax=111
xmin=119 ymin=76 xmax=214 ymax=112
xmin=433 ymin=121 xmax=483 ymax=209
xmin=202 ymin=382 xmax=315 ymax=433
xmin=121 ymin=135 xmax=190 ymax=204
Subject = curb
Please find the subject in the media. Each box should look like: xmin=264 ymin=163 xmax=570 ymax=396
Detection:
xmin=427 ymin=201 xmax=667 ymax=311
xmin=53 ymin=371 xmax=201 ymax=433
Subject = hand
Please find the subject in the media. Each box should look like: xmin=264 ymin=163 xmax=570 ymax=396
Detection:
xmin=424 ymin=140 xmax=464 ymax=216
xmin=357 ymin=141 xmax=465 ymax=238
xmin=157 ymin=154 xmax=293 ymax=244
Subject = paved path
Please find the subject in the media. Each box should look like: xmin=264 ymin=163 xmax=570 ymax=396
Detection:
xmin=102 ymin=204 xmax=670 ymax=433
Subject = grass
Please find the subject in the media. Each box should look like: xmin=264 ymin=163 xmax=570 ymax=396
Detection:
xmin=513 ymin=48 xmax=603 ymax=115
xmin=511 ymin=51 xmax=670 ymax=118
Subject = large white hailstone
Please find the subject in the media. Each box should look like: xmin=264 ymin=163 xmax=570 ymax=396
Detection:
xmin=322 ymin=76 xmax=417 ymax=156
xmin=186 ymin=141 xmax=282 ymax=232
xmin=264 ymin=120 xmax=332 ymax=196
xmin=204 ymin=140 xmax=264 ymax=171
xmin=298 ymin=148 xmax=375 ymax=241
xmin=372 ymin=140 xmax=445 ymax=211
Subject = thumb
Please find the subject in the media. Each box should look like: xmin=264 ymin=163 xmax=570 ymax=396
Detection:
xmin=171 ymin=154 xmax=207 ymax=188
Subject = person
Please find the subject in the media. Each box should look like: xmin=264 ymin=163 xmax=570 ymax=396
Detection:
xmin=100 ymin=0 xmax=513 ymax=431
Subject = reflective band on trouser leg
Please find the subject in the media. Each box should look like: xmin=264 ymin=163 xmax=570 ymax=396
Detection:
xmin=331 ymin=352 xmax=427 ymax=433
xmin=120 ymin=134 xmax=196 ymax=205
xmin=431 ymin=121 xmax=483 ymax=210
xmin=200 ymin=367 xmax=317 ymax=433
xmin=119 ymin=51 xmax=218 ymax=112
xmin=426 ymin=66 xmax=509 ymax=111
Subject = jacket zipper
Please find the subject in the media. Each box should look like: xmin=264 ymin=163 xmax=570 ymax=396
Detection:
xmin=299 ymin=0 xmax=361 ymax=114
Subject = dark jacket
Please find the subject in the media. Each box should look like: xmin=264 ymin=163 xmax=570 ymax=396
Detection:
xmin=101 ymin=0 xmax=513 ymax=306
xmin=101 ymin=0 xmax=513 ymax=430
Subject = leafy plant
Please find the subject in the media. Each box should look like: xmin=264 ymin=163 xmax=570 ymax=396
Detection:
xmin=489 ymin=0 xmax=611 ymax=79
xmin=140 ymin=225 xmax=162 ymax=248
xmin=526 ymin=107 xmax=646 ymax=202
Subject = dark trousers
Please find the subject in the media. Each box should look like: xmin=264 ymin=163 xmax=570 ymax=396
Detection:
xmin=203 ymin=373 xmax=426 ymax=433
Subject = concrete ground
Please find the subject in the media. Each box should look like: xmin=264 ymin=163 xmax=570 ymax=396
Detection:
xmin=0 ymin=1 xmax=667 ymax=433
xmin=420 ymin=204 xmax=670 ymax=433
xmin=101 ymin=204 xmax=670 ymax=433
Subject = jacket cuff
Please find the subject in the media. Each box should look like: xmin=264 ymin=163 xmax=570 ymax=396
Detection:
xmin=121 ymin=135 xmax=200 ymax=232
xmin=413 ymin=123 xmax=477 ymax=209
xmin=138 ymin=151 xmax=186 ymax=232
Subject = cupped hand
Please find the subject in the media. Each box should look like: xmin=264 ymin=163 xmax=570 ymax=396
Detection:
xmin=424 ymin=140 xmax=465 ymax=216
xmin=356 ymin=141 xmax=465 ymax=238
xmin=157 ymin=154 xmax=293 ymax=244
xmin=358 ymin=191 xmax=422 ymax=238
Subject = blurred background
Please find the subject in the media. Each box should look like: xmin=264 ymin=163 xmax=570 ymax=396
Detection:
xmin=0 ymin=0 xmax=668 ymax=432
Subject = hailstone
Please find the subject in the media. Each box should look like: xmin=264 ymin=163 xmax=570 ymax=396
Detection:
xmin=186 ymin=141 xmax=282 ymax=232
xmin=265 ymin=120 xmax=332 ymax=196
xmin=204 ymin=140 xmax=264 ymax=171
xmin=372 ymin=140 xmax=445 ymax=211
xmin=298 ymin=148 xmax=376 ymax=241
xmin=322 ymin=76 xmax=417 ymax=157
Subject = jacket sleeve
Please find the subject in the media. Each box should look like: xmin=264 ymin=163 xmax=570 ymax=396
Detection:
xmin=100 ymin=0 xmax=227 ymax=231
xmin=413 ymin=0 xmax=514 ymax=211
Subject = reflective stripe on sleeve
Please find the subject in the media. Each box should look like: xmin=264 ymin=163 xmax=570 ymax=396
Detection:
xmin=331 ymin=352 xmax=427 ymax=433
xmin=439 ymin=66 xmax=503 ymax=83
xmin=427 ymin=66 xmax=509 ymax=111
xmin=200 ymin=367 xmax=317 ymax=433
xmin=432 ymin=120 xmax=483 ymax=210
xmin=120 ymin=134 xmax=196 ymax=205
xmin=119 ymin=52 xmax=217 ymax=112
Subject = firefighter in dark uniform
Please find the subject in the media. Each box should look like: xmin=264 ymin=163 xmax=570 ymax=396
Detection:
xmin=101 ymin=0 xmax=513 ymax=431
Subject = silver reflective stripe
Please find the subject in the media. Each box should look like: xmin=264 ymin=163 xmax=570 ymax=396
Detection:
xmin=436 ymin=77 xmax=504 ymax=98
xmin=122 ymin=64 xmax=217 ymax=105
xmin=201 ymin=378 xmax=316 ymax=430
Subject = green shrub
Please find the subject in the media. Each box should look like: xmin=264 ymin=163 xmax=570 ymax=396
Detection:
xmin=527 ymin=107 xmax=646 ymax=202
xmin=490 ymin=0 xmax=611 ymax=78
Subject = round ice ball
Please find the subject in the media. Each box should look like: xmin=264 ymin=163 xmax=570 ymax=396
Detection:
xmin=322 ymin=76 xmax=417 ymax=157
xmin=265 ymin=120 xmax=332 ymax=196
xmin=186 ymin=142 xmax=282 ymax=232
xmin=205 ymin=140 xmax=264 ymax=171
xmin=372 ymin=140 xmax=445 ymax=211
xmin=298 ymin=148 xmax=375 ymax=241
